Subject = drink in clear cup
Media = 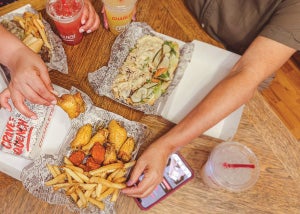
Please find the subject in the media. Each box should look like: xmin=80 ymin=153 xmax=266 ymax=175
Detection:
xmin=201 ymin=141 xmax=259 ymax=192
xmin=46 ymin=0 xmax=84 ymax=45
xmin=102 ymin=0 xmax=137 ymax=35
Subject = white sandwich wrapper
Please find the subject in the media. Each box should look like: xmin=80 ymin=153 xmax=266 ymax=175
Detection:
xmin=0 ymin=106 xmax=71 ymax=180
xmin=158 ymin=40 xmax=244 ymax=141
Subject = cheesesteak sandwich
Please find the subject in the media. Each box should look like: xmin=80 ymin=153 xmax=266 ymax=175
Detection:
xmin=112 ymin=35 xmax=180 ymax=105
xmin=1 ymin=12 xmax=52 ymax=62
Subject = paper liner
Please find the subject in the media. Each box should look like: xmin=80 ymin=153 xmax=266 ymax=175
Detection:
xmin=20 ymin=86 xmax=151 ymax=214
xmin=0 ymin=5 xmax=68 ymax=74
xmin=88 ymin=22 xmax=194 ymax=115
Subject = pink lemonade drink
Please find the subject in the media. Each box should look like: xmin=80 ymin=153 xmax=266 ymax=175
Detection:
xmin=102 ymin=0 xmax=137 ymax=35
xmin=46 ymin=0 xmax=84 ymax=45
xmin=201 ymin=141 xmax=259 ymax=192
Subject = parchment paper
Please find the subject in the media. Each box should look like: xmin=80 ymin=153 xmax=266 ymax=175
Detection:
xmin=0 ymin=4 xmax=68 ymax=74
xmin=88 ymin=22 xmax=194 ymax=115
xmin=20 ymin=86 xmax=151 ymax=214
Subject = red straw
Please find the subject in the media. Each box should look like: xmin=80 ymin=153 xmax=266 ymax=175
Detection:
xmin=223 ymin=162 xmax=255 ymax=169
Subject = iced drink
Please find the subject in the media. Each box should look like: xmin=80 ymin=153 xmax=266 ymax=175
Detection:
xmin=201 ymin=141 xmax=259 ymax=192
xmin=46 ymin=0 xmax=84 ymax=45
xmin=102 ymin=0 xmax=137 ymax=35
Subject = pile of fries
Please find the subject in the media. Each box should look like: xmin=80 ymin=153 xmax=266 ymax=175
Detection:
xmin=14 ymin=12 xmax=51 ymax=53
xmin=45 ymin=120 xmax=137 ymax=210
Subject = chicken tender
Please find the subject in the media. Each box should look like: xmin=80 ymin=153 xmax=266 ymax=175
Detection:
xmin=108 ymin=120 xmax=127 ymax=152
xmin=70 ymin=124 xmax=93 ymax=149
xmin=57 ymin=92 xmax=86 ymax=119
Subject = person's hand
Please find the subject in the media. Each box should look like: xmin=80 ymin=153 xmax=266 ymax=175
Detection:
xmin=0 ymin=88 xmax=12 ymax=112
xmin=80 ymin=0 xmax=100 ymax=33
xmin=8 ymin=46 xmax=57 ymax=119
xmin=122 ymin=141 xmax=171 ymax=198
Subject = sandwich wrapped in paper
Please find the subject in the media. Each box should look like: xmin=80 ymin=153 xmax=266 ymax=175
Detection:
xmin=88 ymin=22 xmax=244 ymax=141
xmin=19 ymin=89 xmax=150 ymax=214
xmin=88 ymin=22 xmax=194 ymax=115
xmin=1 ymin=65 xmax=150 ymax=212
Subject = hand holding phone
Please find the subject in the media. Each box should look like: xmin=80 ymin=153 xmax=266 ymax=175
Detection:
xmin=134 ymin=153 xmax=194 ymax=210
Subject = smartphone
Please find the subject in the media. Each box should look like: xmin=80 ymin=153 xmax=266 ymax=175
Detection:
xmin=134 ymin=152 xmax=194 ymax=210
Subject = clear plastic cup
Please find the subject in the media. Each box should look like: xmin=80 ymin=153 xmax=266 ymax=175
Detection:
xmin=102 ymin=0 xmax=137 ymax=35
xmin=201 ymin=141 xmax=260 ymax=192
xmin=46 ymin=0 xmax=84 ymax=45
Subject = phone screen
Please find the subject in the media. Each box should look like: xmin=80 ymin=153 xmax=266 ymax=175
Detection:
xmin=134 ymin=153 xmax=194 ymax=210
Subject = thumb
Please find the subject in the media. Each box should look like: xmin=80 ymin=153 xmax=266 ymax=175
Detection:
xmin=126 ymin=160 xmax=146 ymax=186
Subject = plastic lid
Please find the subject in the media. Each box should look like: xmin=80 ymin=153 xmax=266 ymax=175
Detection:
xmin=209 ymin=141 xmax=260 ymax=192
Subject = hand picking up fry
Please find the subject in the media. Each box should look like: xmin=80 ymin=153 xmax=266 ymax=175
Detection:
xmin=45 ymin=120 xmax=137 ymax=211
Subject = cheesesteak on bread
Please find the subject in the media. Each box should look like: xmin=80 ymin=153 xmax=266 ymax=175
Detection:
xmin=1 ymin=12 xmax=51 ymax=62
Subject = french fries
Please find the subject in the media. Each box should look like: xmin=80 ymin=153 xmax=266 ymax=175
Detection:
xmin=46 ymin=160 xmax=135 ymax=210
xmin=45 ymin=120 xmax=137 ymax=211
xmin=13 ymin=12 xmax=51 ymax=53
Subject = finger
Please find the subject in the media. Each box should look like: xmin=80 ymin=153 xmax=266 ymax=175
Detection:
xmin=10 ymin=81 xmax=51 ymax=106
xmin=16 ymin=68 xmax=56 ymax=105
xmin=34 ymin=70 xmax=57 ymax=104
xmin=0 ymin=89 xmax=12 ymax=111
xmin=86 ymin=9 xmax=100 ymax=32
xmin=125 ymin=160 xmax=147 ymax=186
xmin=123 ymin=178 xmax=158 ymax=198
xmin=80 ymin=2 xmax=89 ymax=27
xmin=9 ymin=68 xmax=54 ymax=106
xmin=85 ymin=13 xmax=100 ymax=33
xmin=37 ymin=66 xmax=53 ymax=90
xmin=80 ymin=3 xmax=100 ymax=33
xmin=11 ymin=91 xmax=37 ymax=119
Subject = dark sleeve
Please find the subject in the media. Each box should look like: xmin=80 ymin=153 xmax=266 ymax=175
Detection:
xmin=260 ymin=0 xmax=300 ymax=50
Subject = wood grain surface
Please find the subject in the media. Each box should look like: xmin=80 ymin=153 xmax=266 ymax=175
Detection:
xmin=262 ymin=59 xmax=300 ymax=140
xmin=1 ymin=0 xmax=300 ymax=214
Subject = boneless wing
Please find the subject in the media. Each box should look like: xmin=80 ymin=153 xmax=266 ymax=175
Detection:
xmin=91 ymin=142 xmax=106 ymax=164
xmin=69 ymin=150 xmax=85 ymax=166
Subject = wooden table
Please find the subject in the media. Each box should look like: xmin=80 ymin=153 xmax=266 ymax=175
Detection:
xmin=1 ymin=0 xmax=300 ymax=213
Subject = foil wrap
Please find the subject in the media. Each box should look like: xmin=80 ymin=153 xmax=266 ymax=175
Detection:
xmin=88 ymin=22 xmax=194 ymax=115
xmin=0 ymin=5 xmax=68 ymax=74
xmin=20 ymin=86 xmax=150 ymax=214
